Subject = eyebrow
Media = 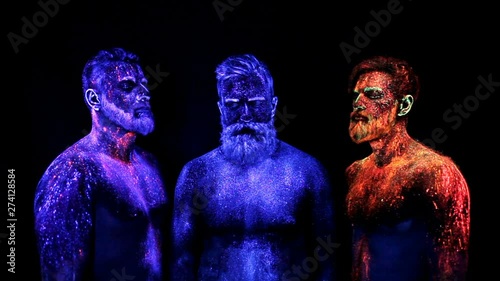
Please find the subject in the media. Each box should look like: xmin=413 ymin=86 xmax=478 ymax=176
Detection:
xmin=363 ymin=86 xmax=383 ymax=92
xmin=118 ymin=76 xmax=135 ymax=82
xmin=224 ymin=96 xmax=266 ymax=102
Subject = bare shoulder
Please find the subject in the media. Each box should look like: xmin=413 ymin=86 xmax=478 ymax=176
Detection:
xmin=44 ymin=140 xmax=99 ymax=174
xmin=176 ymin=148 xmax=221 ymax=182
xmin=345 ymin=157 xmax=369 ymax=179
xmin=34 ymin=140 xmax=102 ymax=208
xmin=182 ymin=148 xmax=220 ymax=169
xmin=278 ymin=141 xmax=326 ymax=169
xmin=35 ymin=137 xmax=110 ymax=195
xmin=410 ymin=142 xmax=465 ymax=176
xmin=278 ymin=141 xmax=319 ymax=161
xmin=405 ymin=142 xmax=469 ymax=202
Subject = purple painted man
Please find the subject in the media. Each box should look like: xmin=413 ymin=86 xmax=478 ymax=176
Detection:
xmin=34 ymin=47 xmax=168 ymax=281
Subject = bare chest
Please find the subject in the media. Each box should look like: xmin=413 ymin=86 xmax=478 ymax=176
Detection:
xmin=97 ymin=155 xmax=166 ymax=211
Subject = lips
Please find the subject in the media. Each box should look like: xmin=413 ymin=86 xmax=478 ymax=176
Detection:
xmin=134 ymin=107 xmax=152 ymax=118
xmin=350 ymin=113 xmax=368 ymax=122
xmin=234 ymin=126 xmax=256 ymax=136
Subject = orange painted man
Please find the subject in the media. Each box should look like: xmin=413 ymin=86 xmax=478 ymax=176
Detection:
xmin=345 ymin=55 xmax=470 ymax=281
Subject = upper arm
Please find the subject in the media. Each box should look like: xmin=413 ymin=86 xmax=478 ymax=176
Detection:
xmin=171 ymin=163 xmax=203 ymax=279
xmin=172 ymin=164 xmax=200 ymax=244
xmin=310 ymin=160 xmax=335 ymax=232
xmin=308 ymin=159 xmax=339 ymax=279
xmin=427 ymin=162 xmax=470 ymax=245
xmin=34 ymin=158 xmax=94 ymax=280
xmin=425 ymin=161 xmax=470 ymax=279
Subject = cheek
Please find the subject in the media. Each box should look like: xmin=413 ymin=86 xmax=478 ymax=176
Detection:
xmin=224 ymin=110 xmax=240 ymax=123
xmin=371 ymin=115 xmax=391 ymax=130
xmin=253 ymin=105 xmax=272 ymax=121
xmin=373 ymin=105 xmax=399 ymax=129
xmin=224 ymin=104 xmax=272 ymax=123
xmin=105 ymin=91 xmax=133 ymax=110
xmin=367 ymin=100 xmax=395 ymax=119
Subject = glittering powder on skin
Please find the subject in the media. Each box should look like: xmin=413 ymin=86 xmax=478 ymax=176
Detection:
xmin=172 ymin=141 xmax=336 ymax=280
xmin=34 ymin=143 xmax=168 ymax=281
xmin=346 ymin=61 xmax=470 ymax=281
xmin=172 ymin=54 xmax=336 ymax=281
xmin=34 ymin=48 xmax=168 ymax=281
xmin=347 ymin=141 xmax=470 ymax=280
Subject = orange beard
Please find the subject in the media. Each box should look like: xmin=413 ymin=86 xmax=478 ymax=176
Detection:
xmin=349 ymin=110 xmax=396 ymax=144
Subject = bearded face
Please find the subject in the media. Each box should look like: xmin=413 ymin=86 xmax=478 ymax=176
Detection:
xmin=98 ymin=62 xmax=155 ymax=136
xmin=218 ymin=76 xmax=278 ymax=166
xmin=349 ymin=71 xmax=399 ymax=144
xmin=220 ymin=121 xmax=277 ymax=166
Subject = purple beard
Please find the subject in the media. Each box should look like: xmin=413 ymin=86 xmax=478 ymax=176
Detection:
xmin=101 ymin=100 xmax=155 ymax=136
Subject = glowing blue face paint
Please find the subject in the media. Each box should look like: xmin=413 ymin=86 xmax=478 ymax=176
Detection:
xmin=171 ymin=54 xmax=337 ymax=280
xmin=219 ymin=76 xmax=274 ymax=127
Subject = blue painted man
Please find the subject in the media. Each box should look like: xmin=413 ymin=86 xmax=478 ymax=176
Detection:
xmin=34 ymin=47 xmax=168 ymax=281
xmin=171 ymin=54 xmax=338 ymax=281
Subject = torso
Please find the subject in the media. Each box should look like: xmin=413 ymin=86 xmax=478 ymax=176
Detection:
xmin=92 ymin=150 xmax=168 ymax=281
xmin=185 ymin=142 xmax=330 ymax=280
xmin=345 ymin=141 xmax=463 ymax=281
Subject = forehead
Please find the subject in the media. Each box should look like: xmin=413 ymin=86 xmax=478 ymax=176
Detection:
xmin=221 ymin=76 xmax=267 ymax=98
xmin=354 ymin=71 xmax=392 ymax=90
xmin=101 ymin=62 xmax=144 ymax=81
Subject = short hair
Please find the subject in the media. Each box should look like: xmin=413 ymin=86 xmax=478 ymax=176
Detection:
xmin=215 ymin=53 xmax=274 ymax=99
xmin=81 ymin=47 xmax=141 ymax=91
xmin=347 ymin=55 xmax=420 ymax=101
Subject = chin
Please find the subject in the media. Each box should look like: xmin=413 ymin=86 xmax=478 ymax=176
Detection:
xmin=349 ymin=134 xmax=373 ymax=144
xmin=220 ymin=122 xmax=277 ymax=165
xmin=131 ymin=117 xmax=155 ymax=136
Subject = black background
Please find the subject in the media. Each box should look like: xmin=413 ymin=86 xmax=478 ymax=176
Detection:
xmin=5 ymin=0 xmax=497 ymax=280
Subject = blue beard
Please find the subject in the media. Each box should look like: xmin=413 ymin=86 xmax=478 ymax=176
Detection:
xmin=219 ymin=121 xmax=277 ymax=166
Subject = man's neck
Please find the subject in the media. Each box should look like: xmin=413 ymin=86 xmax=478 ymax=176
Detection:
xmin=369 ymin=122 xmax=413 ymax=167
xmin=89 ymin=126 xmax=137 ymax=163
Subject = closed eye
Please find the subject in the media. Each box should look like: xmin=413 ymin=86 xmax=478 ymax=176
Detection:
xmin=118 ymin=80 xmax=137 ymax=93
xmin=246 ymin=100 xmax=264 ymax=107
xmin=363 ymin=89 xmax=383 ymax=99
xmin=224 ymin=100 xmax=240 ymax=109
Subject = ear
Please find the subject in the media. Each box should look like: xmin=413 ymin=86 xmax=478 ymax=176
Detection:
xmin=85 ymin=89 xmax=101 ymax=111
xmin=270 ymin=96 xmax=278 ymax=118
xmin=217 ymin=100 xmax=228 ymax=126
xmin=217 ymin=100 xmax=223 ymax=115
xmin=397 ymin=94 xmax=414 ymax=116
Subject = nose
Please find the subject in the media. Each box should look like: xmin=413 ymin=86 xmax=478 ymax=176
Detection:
xmin=240 ymin=103 xmax=252 ymax=122
xmin=352 ymin=93 xmax=366 ymax=111
xmin=136 ymin=84 xmax=151 ymax=102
